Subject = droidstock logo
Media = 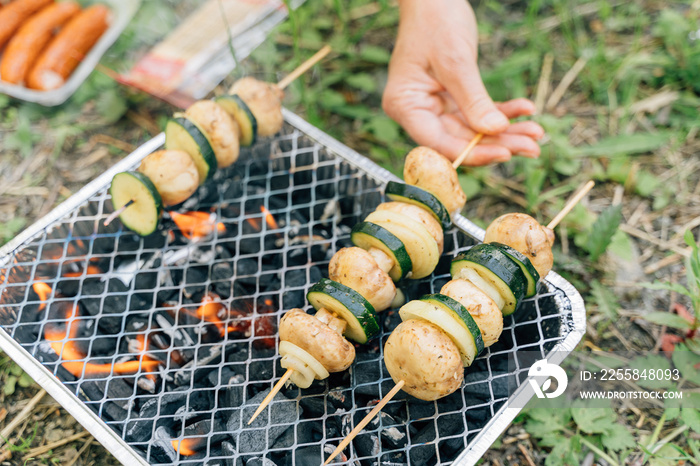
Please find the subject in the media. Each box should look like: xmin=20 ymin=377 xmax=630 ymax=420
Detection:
xmin=528 ymin=359 xmax=568 ymax=399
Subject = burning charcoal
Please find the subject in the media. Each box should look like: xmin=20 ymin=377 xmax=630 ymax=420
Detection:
xmin=78 ymin=379 xmax=132 ymax=422
xmin=234 ymin=389 xmax=301 ymax=453
xmin=220 ymin=383 xmax=244 ymax=409
xmin=352 ymin=364 xmax=381 ymax=398
xmin=212 ymin=263 xmax=234 ymax=298
xmin=221 ymin=441 xmax=240 ymax=466
xmin=439 ymin=436 xmax=465 ymax=459
xmin=150 ymin=426 xmax=178 ymax=463
xmin=11 ymin=324 xmax=40 ymax=344
xmin=354 ymin=431 xmax=381 ymax=459
xmin=89 ymin=336 xmax=119 ymax=356
xmin=380 ymin=451 xmax=408 ymax=465
xmin=173 ymin=345 xmax=223 ymax=386
xmin=235 ymin=259 xmax=258 ymax=285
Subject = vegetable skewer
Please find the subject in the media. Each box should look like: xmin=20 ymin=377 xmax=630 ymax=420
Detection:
xmin=325 ymin=180 xmax=594 ymax=465
xmin=452 ymin=133 xmax=484 ymax=168
xmin=247 ymin=141 xmax=476 ymax=424
xmin=107 ymin=46 xmax=332 ymax=235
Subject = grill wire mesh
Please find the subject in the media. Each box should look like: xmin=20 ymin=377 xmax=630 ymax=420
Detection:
xmin=0 ymin=113 xmax=583 ymax=466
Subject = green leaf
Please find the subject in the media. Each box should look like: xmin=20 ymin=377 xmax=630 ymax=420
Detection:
xmin=18 ymin=371 xmax=33 ymax=388
xmin=345 ymin=73 xmax=377 ymax=93
xmin=544 ymin=435 xmax=582 ymax=466
xmin=363 ymin=116 xmax=400 ymax=145
xmin=571 ymin=406 xmax=616 ymax=434
xmin=664 ymin=391 xmax=681 ymax=420
xmin=572 ymin=132 xmax=672 ymax=157
xmin=634 ymin=170 xmax=661 ymax=197
xmin=359 ymin=45 xmax=391 ymax=64
xmin=0 ymin=94 xmax=9 ymax=109
xmin=9 ymin=363 xmax=22 ymax=377
xmin=317 ymin=89 xmax=347 ymax=110
xmin=672 ymin=345 xmax=700 ymax=385
xmin=601 ymin=423 xmax=636 ymax=451
xmin=629 ymin=355 xmax=674 ymax=389
xmin=590 ymin=280 xmax=619 ymax=319
xmin=1 ymin=217 xmax=27 ymax=245
xmin=586 ymin=204 xmax=623 ymax=261
xmin=4 ymin=110 xmax=39 ymax=158
xmin=458 ymin=173 xmax=482 ymax=200
xmin=681 ymin=407 xmax=700 ymax=433
xmin=607 ymin=230 xmax=634 ymax=261
xmin=643 ymin=311 xmax=693 ymax=330
xmin=95 ymin=88 xmax=128 ymax=124
xmin=4 ymin=375 xmax=16 ymax=396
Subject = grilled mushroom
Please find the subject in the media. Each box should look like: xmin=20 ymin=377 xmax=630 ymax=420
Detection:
xmin=403 ymin=146 xmax=467 ymax=216
xmin=279 ymin=308 xmax=355 ymax=373
xmin=230 ymin=77 xmax=284 ymax=137
xmin=329 ymin=247 xmax=397 ymax=312
xmin=137 ymin=150 xmax=199 ymax=206
xmin=483 ymin=213 xmax=555 ymax=277
xmin=440 ymin=279 xmax=503 ymax=347
xmin=185 ymin=100 xmax=240 ymax=168
xmin=384 ymin=319 xmax=463 ymax=401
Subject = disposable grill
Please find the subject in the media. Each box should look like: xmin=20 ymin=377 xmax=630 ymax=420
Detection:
xmin=0 ymin=111 xmax=585 ymax=466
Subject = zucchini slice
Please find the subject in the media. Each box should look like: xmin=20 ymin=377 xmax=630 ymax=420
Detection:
xmin=399 ymin=294 xmax=484 ymax=366
xmin=364 ymin=210 xmax=439 ymax=280
xmin=385 ymin=181 xmax=451 ymax=229
xmin=165 ymin=117 xmax=217 ymax=184
xmin=489 ymin=242 xmax=540 ymax=298
xmin=351 ymin=222 xmax=412 ymax=281
xmin=109 ymin=172 xmax=163 ymax=236
xmin=307 ymin=278 xmax=379 ymax=344
xmin=451 ymin=244 xmax=528 ymax=315
xmin=214 ymin=95 xmax=258 ymax=147
xmin=455 ymin=266 xmax=506 ymax=310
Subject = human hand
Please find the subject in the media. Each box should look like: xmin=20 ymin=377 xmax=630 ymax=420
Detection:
xmin=382 ymin=0 xmax=544 ymax=166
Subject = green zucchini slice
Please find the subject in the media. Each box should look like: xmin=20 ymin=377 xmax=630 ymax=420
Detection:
xmin=364 ymin=210 xmax=439 ymax=280
xmin=109 ymin=172 xmax=163 ymax=236
xmin=165 ymin=117 xmax=217 ymax=184
xmin=351 ymin=222 xmax=412 ymax=281
xmin=489 ymin=242 xmax=540 ymax=298
xmin=214 ymin=95 xmax=258 ymax=147
xmin=385 ymin=181 xmax=451 ymax=229
xmin=399 ymin=294 xmax=484 ymax=366
xmin=451 ymin=244 xmax=528 ymax=315
xmin=307 ymin=278 xmax=379 ymax=344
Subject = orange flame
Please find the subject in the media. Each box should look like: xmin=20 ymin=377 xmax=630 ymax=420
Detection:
xmin=44 ymin=303 xmax=160 ymax=378
xmin=62 ymin=265 xmax=102 ymax=278
xmin=261 ymin=206 xmax=278 ymax=230
xmin=170 ymin=211 xmax=225 ymax=240
xmin=192 ymin=293 xmax=248 ymax=337
xmin=32 ymin=282 xmax=52 ymax=311
xmin=245 ymin=217 xmax=260 ymax=231
xmin=172 ymin=437 xmax=206 ymax=456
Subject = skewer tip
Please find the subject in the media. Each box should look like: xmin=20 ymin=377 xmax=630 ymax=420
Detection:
xmin=103 ymin=199 xmax=135 ymax=227
xmin=323 ymin=380 xmax=406 ymax=465
xmin=452 ymin=133 xmax=484 ymax=169
xmin=246 ymin=368 xmax=294 ymax=425
xmin=546 ymin=180 xmax=595 ymax=230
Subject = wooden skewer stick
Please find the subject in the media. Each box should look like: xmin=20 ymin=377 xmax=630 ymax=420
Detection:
xmin=103 ymin=199 xmax=135 ymax=227
xmin=323 ymin=380 xmax=406 ymax=465
xmin=276 ymin=45 xmax=332 ymax=90
xmin=452 ymin=133 xmax=484 ymax=169
xmin=546 ymin=180 xmax=595 ymax=230
xmin=247 ymin=367 xmax=294 ymax=425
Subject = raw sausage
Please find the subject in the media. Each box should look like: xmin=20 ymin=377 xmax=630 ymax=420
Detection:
xmin=1 ymin=2 xmax=80 ymax=85
xmin=26 ymin=4 xmax=110 ymax=91
xmin=0 ymin=0 xmax=53 ymax=50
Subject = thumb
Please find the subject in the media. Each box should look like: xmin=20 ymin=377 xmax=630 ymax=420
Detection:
xmin=433 ymin=53 xmax=509 ymax=135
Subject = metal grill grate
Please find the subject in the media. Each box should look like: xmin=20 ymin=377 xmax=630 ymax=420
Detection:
xmin=0 ymin=110 xmax=585 ymax=466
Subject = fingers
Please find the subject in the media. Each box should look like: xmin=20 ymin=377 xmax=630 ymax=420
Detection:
xmin=481 ymin=133 xmax=541 ymax=158
xmin=506 ymin=121 xmax=545 ymax=140
xmin=431 ymin=50 xmax=509 ymax=135
xmin=495 ymin=99 xmax=537 ymax=119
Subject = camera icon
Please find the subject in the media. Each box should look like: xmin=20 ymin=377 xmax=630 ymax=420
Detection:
xmin=528 ymin=359 xmax=568 ymax=399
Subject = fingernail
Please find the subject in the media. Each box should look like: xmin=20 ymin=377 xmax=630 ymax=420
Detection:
xmin=482 ymin=111 xmax=509 ymax=132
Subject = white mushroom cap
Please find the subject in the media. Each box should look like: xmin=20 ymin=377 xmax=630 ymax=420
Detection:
xmin=403 ymin=146 xmax=467 ymax=216
xmin=329 ymin=247 xmax=396 ymax=312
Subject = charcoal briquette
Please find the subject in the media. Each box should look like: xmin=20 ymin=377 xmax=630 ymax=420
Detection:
xmin=354 ymin=431 xmax=381 ymax=459
xmin=288 ymin=445 xmax=324 ymax=466
xmin=149 ymin=426 xmax=177 ymax=463
xmin=222 ymin=441 xmax=240 ymax=466
xmin=282 ymin=290 xmax=304 ymax=309
xmin=245 ymin=457 xmax=275 ymax=466
xmin=235 ymin=389 xmax=300 ymax=453
xmin=283 ymin=269 xmax=306 ymax=288
xmin=299 ymin=396 xmax=325 ymax=418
